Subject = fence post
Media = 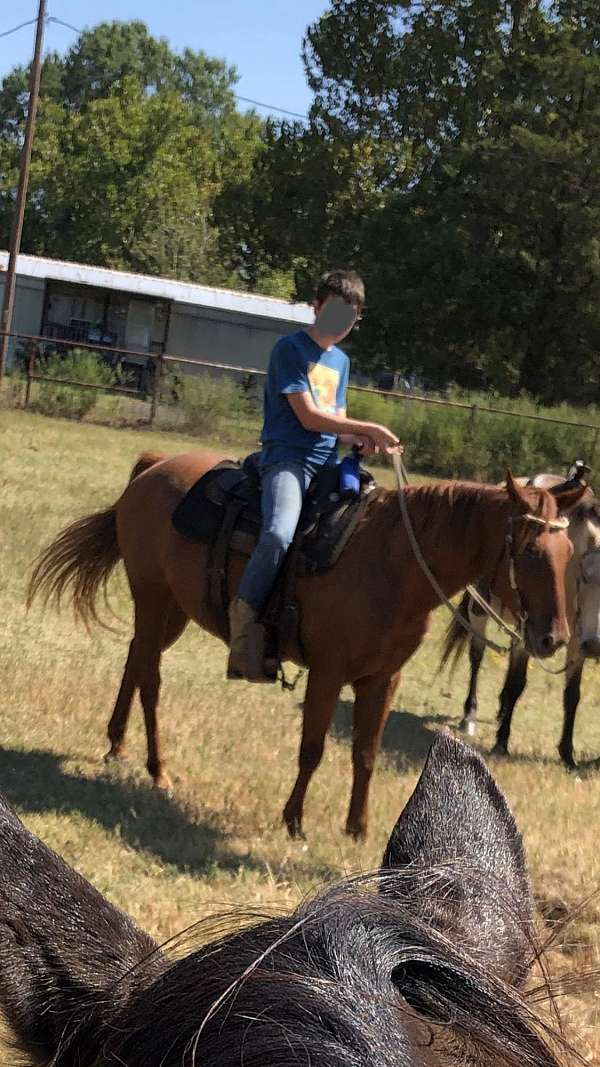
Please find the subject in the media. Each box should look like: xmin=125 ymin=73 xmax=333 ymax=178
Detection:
xmin=591 ymin=427 xmax=600 ymax=467
xmin=150 ymin=353 xmax=163 ymax=425
xmin=24 ymin=341 xmax=36 ymax=407
xmin=469 ymin=404 xmax=478 ymax=431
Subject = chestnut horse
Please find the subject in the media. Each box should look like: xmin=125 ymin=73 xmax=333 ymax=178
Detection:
xmin=28 ymin=451 xmax=583 ymax=838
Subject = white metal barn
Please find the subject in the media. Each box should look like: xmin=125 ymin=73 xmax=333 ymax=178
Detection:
xmin=0 ymin=252 xmax=313 ymax=373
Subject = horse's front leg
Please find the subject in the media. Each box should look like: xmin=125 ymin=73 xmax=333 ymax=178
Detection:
xmin=491 ymin=644 xmax=529 ymax=756
xmin=558 ymin=647 xmax=584 ymax=770
xmin=283 ymin=667 xmax=344 ymax=839
xmin=346 ymin=667 xmax=402 ymax=840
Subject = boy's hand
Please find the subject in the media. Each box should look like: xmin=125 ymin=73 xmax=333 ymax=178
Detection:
xmin=365 ymin=424 xmax=404 ymax=455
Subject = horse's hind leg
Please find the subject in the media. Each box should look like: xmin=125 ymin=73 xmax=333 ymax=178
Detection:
xmin=105 ymin=589 xmax=187 ymax=788
xmin=106 ymin=639 xmax=138 ymax=761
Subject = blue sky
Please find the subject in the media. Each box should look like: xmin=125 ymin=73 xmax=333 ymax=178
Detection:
xmin=0 ymin=1 xmax=329 ymax=119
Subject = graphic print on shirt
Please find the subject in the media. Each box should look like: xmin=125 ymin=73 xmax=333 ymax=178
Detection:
xmin=307 ymin=362 xmax=340 ymax=413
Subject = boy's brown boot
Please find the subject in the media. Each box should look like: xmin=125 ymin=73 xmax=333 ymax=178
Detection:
xmin=227 ymin=597 xmax=277 ymax=683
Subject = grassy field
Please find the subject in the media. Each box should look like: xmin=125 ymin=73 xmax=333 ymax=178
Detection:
xmin=1 ymin=406 xmax=599 ymax=1058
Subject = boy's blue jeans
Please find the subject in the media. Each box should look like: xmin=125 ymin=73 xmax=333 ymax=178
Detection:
xmin=238 ymin=461 xmax=313 ymax=613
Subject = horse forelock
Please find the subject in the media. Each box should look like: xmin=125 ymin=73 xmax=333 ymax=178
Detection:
xmin=530 ymin=487 xmax=557 ymax=522
xmin=103 ymin=867 xmax=572 ymax=1067
xmin=511 ymin=485 xmax=568 ymax=527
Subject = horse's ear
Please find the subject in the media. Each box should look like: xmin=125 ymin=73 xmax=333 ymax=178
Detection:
xmin=552 ymin=483 xmax=588 ymax=512
xmin=504 ymin=469 xmax=530 ymax=510
xmin=381 ymin=733 xmax=534 ymax=986
xmin=0 ymin=791 xmax=162 ymax=1061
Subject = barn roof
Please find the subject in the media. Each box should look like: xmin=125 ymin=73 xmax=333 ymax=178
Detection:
xmin=0 ymin=251 xmax=313 ymax=325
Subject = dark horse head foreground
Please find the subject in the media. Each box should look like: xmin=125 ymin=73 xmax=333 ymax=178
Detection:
xmin=28 ymin=451 xmax=585 ymax=839
xmin=0 ymin=735 xmax=591 ymax=1066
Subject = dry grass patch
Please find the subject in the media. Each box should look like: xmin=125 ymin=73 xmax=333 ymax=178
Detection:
xmin=1 ymin=408 xmax=599 ymax=1056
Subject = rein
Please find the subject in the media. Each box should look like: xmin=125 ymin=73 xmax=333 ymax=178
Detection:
xmin=391 ymin=453 xmax=569 ymax=661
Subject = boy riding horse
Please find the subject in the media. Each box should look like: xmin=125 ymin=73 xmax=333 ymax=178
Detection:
xmin=228 ymin=270 xmax=403 ymax=682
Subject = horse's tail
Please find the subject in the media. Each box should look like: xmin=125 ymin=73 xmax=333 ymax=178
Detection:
xmin=128 ymin=451 xmax=166 ymax=483
xmin=27 ymin=452 xmax=166 ymax=628
xmin=438 ymin=590 xmax=472 ymax=675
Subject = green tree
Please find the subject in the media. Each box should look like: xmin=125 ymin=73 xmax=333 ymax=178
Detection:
xmin=228 ymin=0 xmax=600 ymax=401
xmin=0 ymin=21 xmax=263 ymax=286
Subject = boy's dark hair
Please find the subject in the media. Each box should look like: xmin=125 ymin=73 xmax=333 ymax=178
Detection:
xmin=315 ymin=270 xmax=365 ymax=311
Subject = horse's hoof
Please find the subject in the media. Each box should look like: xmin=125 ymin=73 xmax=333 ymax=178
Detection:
xmin=458 ymin=720 xmax=477 ymax=737
xmin=152 ymin=773 xmax=173 ymax=793
xmin=104 ymin=748 xmax=128 ymax=764
xmin=490 ymin=744 xmax=508 ymax=758
xmin=345 ymin=823 xmax=367 ymax=842
xmin=283 ymin=812 xmax=305 ymax=840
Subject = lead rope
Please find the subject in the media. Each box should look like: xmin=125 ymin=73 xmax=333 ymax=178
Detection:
xmin=391 ymin=453 xmax=521 ymax=654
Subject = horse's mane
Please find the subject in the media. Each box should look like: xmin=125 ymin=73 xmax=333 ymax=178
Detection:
xmin=373 ymin=479 xmax=557 ymax=542
xmin=100 ymin=866 xmax=589 ymax=1067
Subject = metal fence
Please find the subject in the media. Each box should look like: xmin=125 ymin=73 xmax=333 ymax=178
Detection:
xmin=2 ymin=329 xmax=600 ymax=459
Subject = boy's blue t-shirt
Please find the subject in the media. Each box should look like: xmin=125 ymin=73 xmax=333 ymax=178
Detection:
xmin=260 ymin=330 xmax=349 ymax=471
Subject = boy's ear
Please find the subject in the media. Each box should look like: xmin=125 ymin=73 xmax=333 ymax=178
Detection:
xmin=381 ymin=733 xmax=534 ymax=987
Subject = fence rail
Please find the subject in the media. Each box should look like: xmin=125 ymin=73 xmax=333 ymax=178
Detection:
xmin=2 ymin=329 xmax=600 ymax=457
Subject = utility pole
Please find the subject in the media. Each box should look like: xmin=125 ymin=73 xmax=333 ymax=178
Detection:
xmin=0 ymin=0 xmax=46 ymax=383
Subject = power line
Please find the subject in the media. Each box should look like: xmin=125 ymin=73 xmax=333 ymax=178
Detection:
xmin=1 ymin=14 xmax=306 ymax=122
xmin=234 ymin=94 xmax=307 ymax=121
xmin=0 ymin=17 xmax=38 ymax=39
xmin=44 ymin=14 xmax=310 ymax=122
xmin=47 ymin=15 xmax=80 ymax=34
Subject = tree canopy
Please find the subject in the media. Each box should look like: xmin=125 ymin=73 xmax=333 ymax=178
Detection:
xmin=2 ymin=9 xmax=600 ymax=400
xmin=0 ymin=21 xmax=282 ymax=291
xmin=225 ymin=1 xmax=600 ymax=401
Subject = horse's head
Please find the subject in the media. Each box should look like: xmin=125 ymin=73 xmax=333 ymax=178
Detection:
xmin=0 ymin=736 xmax=581 ymax=1067
xmin=566 ymin=497 xmax=600 ymax=657
xmin=490 ymin=473 xmax=587 ymax=658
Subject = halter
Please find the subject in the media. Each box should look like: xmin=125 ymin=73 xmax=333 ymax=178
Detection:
xmin=519 ymin=513 xmax=570 ymax=530
xmin=473 ymin=511 xmax=570 ymax=653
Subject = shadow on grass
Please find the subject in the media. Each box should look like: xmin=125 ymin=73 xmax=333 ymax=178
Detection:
xmin=0 ymin=747 xmax=266 ymax=878
xmin=565 ymin=754 xmax=600 ymax=780
xmin=329 ymin=700 xmax=590 ymax=773
xmin=330 ymin=701 xmax=457 ymax=771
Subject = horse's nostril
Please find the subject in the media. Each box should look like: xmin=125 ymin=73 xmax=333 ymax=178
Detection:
xmin=540 ymin=634 xmax=556 ymax=654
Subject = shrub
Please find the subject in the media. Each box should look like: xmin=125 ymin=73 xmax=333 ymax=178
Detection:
xmin=30 ymin=349 xmax=118 ymax=420
xmin=2 ymin=366 xmax=26 ymax=409
xmin=347 ymin=387 xmax=600 ymax=481
xmin=175 ymin=371 xmax=252 ymax=437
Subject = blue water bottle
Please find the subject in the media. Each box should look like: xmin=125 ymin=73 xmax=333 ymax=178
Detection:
xmin=338 ymin=447 xmax=361 ymax=498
